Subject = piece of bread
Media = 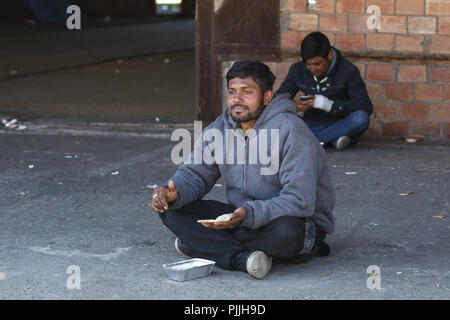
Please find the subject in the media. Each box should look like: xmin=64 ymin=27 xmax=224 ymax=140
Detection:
xmin=197 ymin=213 xmax=232 ymax=224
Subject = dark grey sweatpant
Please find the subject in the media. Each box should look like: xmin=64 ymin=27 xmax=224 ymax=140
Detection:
xmin=159 ymin=199 xmax=326 ymax=270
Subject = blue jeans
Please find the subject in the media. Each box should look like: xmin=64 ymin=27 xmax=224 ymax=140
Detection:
xmin=303 ymin=110 xmax=370 ymax=145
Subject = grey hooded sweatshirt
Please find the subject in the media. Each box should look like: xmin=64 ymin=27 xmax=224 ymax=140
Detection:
xmin=167 ymin=94 xmax=336 ymax=234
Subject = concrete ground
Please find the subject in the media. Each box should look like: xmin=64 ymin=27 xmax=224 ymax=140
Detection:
xmin=0 ymin=51 xmax=196 ymax=123
xmin=0 ymin=124 xmax=449 ymax=300
xmin=0 ymin=16 xmax=196 ymax=123
xmin=0 ymin=16 xmax=195 ymax=79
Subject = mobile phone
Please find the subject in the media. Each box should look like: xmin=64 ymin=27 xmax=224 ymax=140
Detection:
xmin=300 ymin=96 xmax=311 ymax=101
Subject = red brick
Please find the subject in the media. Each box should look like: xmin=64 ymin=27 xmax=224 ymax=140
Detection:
xmin=415 ymin=84 xmax=444 ymax=101
xmin=367 ymin=64 xmax=395 ymax=81
xmin=281 ymin=0 xmax=307 ymax=11
xmin=373 ymin=102 xmax=398 ymax=119
xmin=273 ymin=78 xmax=285 ymax=92
xmin=400 ymin=103 xmax=428 ymax=120
xmin=411 ymin=121 xmax=441 ymax=137
xmin=348 ymin=14 xmax=375 ymax=33
xmin=429 ymin=104 xmax=450 ymax=120
xmin=429 ymin=65 xmax=450 ymax=82
xmin=439 ymin=17 xmax=450 ymax=34
xmin=281 ymin=31 xmax=306 ymax=48
xmin=385 ymin=84 xmax=414 ymax=100
xmin=431 ymin=35 xmax=450 ymax=54
xmin=444 ymin=122 xmax=450 ymax=139
xmin=380 ymin=16 xmax=407 ymax=34
xmin=408 ymin=16 xmax=436 ymax=34
xmin=277 ymin=62 xmax=294 ymax=79
xmin=319 ymin=14 xmax=347 ymax=32
xmin=382 ymin=121 xmax=410 ymax=137
xmin=426 ymin=0 xmax=450 ymax=16
xmin=280 ymin=12 xmax=290 ymax=30
xmin=322 ymin=32 xmax=336 ymax=45
xmin=316 ymin=0 xmax=336 ymax=12
xmin=398 ymin=65 xmax=427 ymax=83
xmin=365 ymin=82 xmax=383 ymax=100
xmin=396 ymin=0 xmax=425 ymax=14
xmin=289 ymin=13 xmax=319 ymax=31
xmin=336 ymin=0 xmax=364 ymax=13
xmin=366 ymin=119 xmax=381 ymax=137
xmin=336 ymin=33 xmax=365 ymax=51
xmin=353 ymin=62 xmax=366 ymax=78
xmin=367 ymin=0 xmax=395 ymax=14
xmin=446 ymin=86 xmax=450 ymax=100
xmin=396 ymin=35 xmax=425 ymax=52
xmin=366 ymin=33 xmax=394 ymax=51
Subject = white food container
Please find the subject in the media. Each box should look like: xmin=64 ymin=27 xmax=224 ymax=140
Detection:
xmin=163 ymin=258 xmax=216 ymax=281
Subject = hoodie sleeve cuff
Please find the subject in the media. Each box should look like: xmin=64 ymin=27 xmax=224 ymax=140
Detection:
xmin=241 ymin=204 xmax=255 ymax=228
xmin=163 ymin=177 xmax=185 ymax=209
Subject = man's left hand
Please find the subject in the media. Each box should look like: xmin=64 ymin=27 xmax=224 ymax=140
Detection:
xmin=200 ymin=207 xmax=246 ymax=230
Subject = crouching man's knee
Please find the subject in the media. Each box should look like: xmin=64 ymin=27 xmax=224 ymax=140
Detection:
xmin=264 ymin=216 xmax=307 ymax=259
xmin=347 ymin=110 xmax=370 ymax=131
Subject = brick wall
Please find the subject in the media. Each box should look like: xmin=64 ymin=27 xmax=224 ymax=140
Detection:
xmin=268 ymin=0 xmax=450 ymax=140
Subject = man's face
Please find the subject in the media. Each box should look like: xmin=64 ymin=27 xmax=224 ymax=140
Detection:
xmin=305 ymin=51 xmax=332 ymax=78
xmin=227 ymin=76 xmax=265 ymax=124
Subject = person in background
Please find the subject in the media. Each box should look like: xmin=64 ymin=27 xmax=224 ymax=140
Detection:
xmin=276 ymin=32 xmax=373 ymax=151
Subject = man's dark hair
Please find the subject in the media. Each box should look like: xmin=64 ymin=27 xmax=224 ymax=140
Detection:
xmin=301 ymin=32 xmax=331 ymax=61
xmin=226 ymin=60 xmax=276 ymax=94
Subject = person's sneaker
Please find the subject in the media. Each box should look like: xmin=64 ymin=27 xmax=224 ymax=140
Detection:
xmin=332 ymin=136 xmax=351 ymax=151
xmin=174 ymin=237 xmax=192 ymax=258
xmin=231 ymin=251 xmax=272 ymax=279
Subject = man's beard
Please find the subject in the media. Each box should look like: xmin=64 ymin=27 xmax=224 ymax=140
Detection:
xmin=230 ymin=101 xmax=265 ymax=124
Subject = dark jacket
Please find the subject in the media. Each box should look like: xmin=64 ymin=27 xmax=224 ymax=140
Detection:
xmin=276 ymin=48 xmax=373 ymax=120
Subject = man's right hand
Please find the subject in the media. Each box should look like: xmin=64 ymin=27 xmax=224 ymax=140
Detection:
xmin=151 ymin=180 xmax=178 ymax=213
xmin=296 ymin=95 xmax=315 ymax=113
